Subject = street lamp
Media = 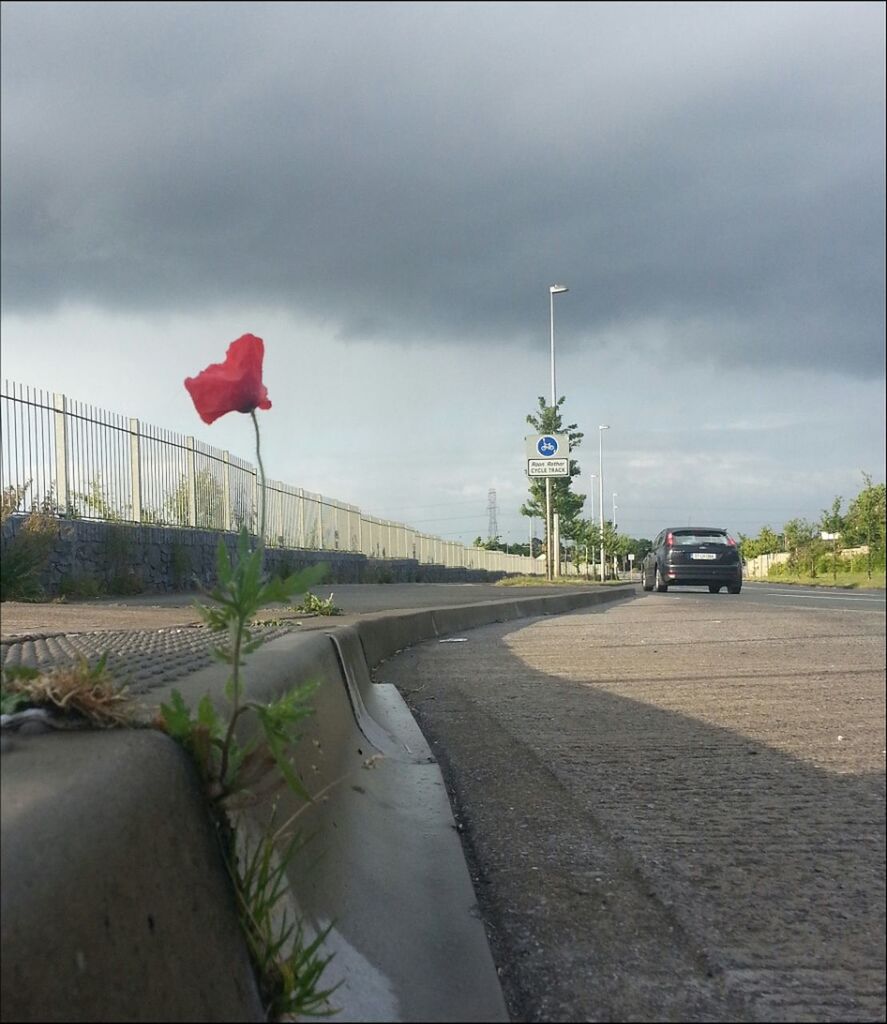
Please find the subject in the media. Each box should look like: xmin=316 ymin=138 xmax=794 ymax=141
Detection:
xmin=546 ymin=284 xmax=569 ymax=581
xmin=598 ymin=425 xmax=609 ymax=582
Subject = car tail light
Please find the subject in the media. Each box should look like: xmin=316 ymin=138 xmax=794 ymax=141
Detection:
xmin=727 ymin=536 xmax=736 ymax=546
xmin=666 ymin=532 xmax=674 ymax=547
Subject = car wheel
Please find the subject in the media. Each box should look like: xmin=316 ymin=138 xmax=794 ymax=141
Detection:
xmin=642 ymin=565 xmax=654 ymax=591
xmin=727 ymin=583 xmax=742 ymax=594
xmin=654 ymin=565 xmax=668 ymax=592
xmin=708 ymin=585 xmax=722 ymax=593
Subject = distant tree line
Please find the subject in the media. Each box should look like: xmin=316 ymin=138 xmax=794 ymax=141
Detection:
xmin=738 ymin=473 xmax=886 ymax=580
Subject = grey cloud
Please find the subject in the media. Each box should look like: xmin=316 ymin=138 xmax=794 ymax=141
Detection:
xmin=2 ymin=1 xmax=884 ymax=375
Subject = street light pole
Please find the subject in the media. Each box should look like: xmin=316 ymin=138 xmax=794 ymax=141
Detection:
xmin=612 ymin=491 xmax=618 ymax=578
xmin=598 ymin=425 xmax=609 ymax=582
xmin=589 ymin=473 xmax=596 ymax=576
xmin=546 ymin=284 xmax=569 ymax=581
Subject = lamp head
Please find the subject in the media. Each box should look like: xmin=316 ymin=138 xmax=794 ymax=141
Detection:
xmin=550 ymin=284 xmax=569 ymax=294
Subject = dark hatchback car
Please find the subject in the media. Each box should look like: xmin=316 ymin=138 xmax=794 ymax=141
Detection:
xmin=642 ymin=527 xmax=742 ymax=593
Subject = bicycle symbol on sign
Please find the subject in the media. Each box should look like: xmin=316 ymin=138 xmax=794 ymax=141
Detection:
xmin=537 ymin=435 xmax=559 ymax=456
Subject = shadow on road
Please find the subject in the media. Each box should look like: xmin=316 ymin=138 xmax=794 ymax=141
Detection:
xmin=383 ymin=610 xmax=886 ymax=1023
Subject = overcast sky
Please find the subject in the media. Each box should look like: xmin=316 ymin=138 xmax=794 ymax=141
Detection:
xmin=2 ymin=1 xmax=884 ymax=546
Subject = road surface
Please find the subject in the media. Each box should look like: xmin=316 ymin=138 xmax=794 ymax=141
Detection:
xmin=382 ymin=585 xmax=886 ymax=1022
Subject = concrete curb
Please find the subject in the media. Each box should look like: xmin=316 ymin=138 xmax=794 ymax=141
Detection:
xmin=1 ymin=730 xmax=264 ymax=1023
xmin=0 ymin=586 xmax=634 ymax=1022
xmin=354 ymin=587 xmax=631 ymax=668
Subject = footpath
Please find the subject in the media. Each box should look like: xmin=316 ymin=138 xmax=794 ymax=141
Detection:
xmin=1 ymin=582 xmax=634 ymax=1023
xmin=0 ymin=583 xmax=609 ymax=682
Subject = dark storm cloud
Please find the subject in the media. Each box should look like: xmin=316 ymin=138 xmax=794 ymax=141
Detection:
xmin=2 ymin=1 xmax=884 ymax=374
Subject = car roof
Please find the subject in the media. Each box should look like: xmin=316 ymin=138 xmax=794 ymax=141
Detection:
xmin=664 ymin=526 xmax=728 ymax=533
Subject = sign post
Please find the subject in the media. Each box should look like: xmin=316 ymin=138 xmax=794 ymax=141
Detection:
xmin=525 ymin=434 xmax=570 ymax=580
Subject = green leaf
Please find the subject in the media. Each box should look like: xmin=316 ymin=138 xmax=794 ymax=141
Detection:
xmin=197 ymin=694 xmax=223 ymax=739
xmin=158 ymin=690 xmax=194 ymax=742
xmin=257 ymin=715 xmax=313 ymax=803
xmin=1 ymin=688 xmax=32 ymax=715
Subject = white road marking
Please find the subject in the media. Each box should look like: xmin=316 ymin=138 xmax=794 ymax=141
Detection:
xmin=749 ymin=587 xmax=884 ymax=603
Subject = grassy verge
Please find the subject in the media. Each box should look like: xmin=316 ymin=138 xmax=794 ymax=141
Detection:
xmin=496 ymin=575 xmax=633 ymax=588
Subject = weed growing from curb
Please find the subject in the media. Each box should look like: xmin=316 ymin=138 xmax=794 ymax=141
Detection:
xmin=296 ymin=592 xmax=343 ymax=616
xmin=231 ymin=821 xmax=337 ymax=1019
xmin=155 ymin=524 xmax=340 ymax=1017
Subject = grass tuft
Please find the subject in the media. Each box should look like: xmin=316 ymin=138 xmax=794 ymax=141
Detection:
xmin=1 ymin=655 xmax=134 ymax=726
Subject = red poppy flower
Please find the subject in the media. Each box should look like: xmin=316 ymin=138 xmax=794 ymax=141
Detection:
xmin=185 ymin=334 xmax=272 ymax=425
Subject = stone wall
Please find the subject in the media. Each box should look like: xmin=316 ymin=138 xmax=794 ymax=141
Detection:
xmin=1 ymin=516 xmax=507 ymax=597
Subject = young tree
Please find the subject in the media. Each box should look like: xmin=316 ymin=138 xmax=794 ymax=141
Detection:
xmin=738 ymin=526 xmax=781 ymax=560
xmin=783 ymin=517 xmax=817 ymax=574
xmin=614 ymin=532 xmax=634 ymax=573
xmin=845 ymin=473 xmax=886 ymax=576
xmin=520 ymin=397 xmax=586 ymax=545
xmin=601 ymin=520 xmax=619 ymax=579
xmin=757 ymin=525 xmax=781 ymax=554
xmin=819 ymin=496 xmax=845 ymax=582
xmin=819 ymin=496 xmax=844 ymax=535
xmin=573 ymin=518 xmax=601 ymax=577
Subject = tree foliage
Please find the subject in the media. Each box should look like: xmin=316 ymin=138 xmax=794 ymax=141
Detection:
xmin=845 ymin=474 xmax=886 ymax=549
xmin=520 ymin=397 xmax=585 ymax=540
xmin=739 ymin=474 xmax=885 ymax=579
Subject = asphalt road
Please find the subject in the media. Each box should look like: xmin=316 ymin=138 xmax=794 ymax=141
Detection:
xmin=382 ymin=586 xmax=886 ymax=1023
xmin=720 ymin=580 xmax=887 ymax=613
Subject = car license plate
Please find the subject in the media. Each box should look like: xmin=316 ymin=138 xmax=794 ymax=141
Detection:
xmin=691 ymin=552 xmax=717 ymax=559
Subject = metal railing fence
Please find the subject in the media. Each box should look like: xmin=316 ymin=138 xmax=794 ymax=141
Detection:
xmin=1 ymin=381 xmax=541 ymax=575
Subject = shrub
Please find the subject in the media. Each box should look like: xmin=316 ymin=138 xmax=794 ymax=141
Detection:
xmin=1 ymin=487 xmax=59 ymax=601
xmin=171 ymin=541 xmax=193 ymax=589
xmin=59 ymin=575 xmax=105 ymax=599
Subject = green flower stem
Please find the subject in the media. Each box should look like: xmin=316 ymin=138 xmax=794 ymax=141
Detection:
xmin=218 ymin=410 xmax=265 ymax=790
xmin=218 ymin=615 xmax=247 ymax=788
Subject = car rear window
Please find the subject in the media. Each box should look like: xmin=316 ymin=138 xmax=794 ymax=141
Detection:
xmin=672 ymin=531 xmax=728 ymax=546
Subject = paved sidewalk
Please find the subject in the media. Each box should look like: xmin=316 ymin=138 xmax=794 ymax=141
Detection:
xmin=0 ymin=582 xmax=607 ymax=696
